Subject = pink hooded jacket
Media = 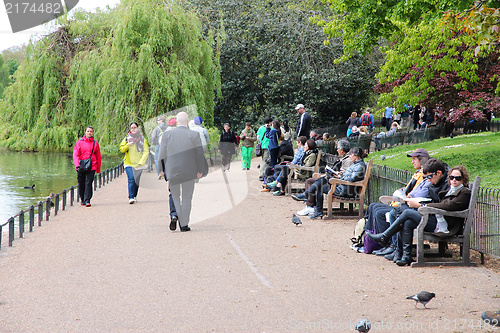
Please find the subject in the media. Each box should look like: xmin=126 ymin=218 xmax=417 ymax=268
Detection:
xmin=73 ymin=136 xmax=102 ymax=173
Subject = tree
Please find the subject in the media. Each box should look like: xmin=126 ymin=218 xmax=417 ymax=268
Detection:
xmin=184 ymin=0 xmax=379 ymax=130
xmin=0 ymin=0 xmax=220 ymax=151
xmin=0 ymin=55 xmax=10 ymax=97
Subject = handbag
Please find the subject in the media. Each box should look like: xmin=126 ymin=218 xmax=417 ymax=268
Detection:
xmin=79 ymin=141 xmax=95 ymax=172
xmin=255 ymin=142 xmax=262 ymax=157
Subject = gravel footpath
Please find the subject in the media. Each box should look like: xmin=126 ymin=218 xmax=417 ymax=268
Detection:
xmin=0 ymin=159 xmax=499 ymax=332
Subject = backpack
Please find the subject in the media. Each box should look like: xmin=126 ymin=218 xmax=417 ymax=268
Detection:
xmin=360 ymin=113 xmax=372 ymax=126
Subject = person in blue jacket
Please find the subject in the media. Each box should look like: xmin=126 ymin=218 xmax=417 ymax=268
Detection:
xmin=265 ymin=119 xmax=281 ymax=169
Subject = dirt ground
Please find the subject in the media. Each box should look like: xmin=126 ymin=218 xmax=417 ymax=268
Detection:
xmin=0 ymin=159 xmax=500 ymax=332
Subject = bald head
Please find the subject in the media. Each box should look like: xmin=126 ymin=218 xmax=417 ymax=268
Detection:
xmin=176 ymin=112 xmax=189 ymax=126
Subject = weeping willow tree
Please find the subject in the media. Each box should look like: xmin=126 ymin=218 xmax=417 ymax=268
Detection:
xmin=0 ymin=0 xmax=220 ymax=152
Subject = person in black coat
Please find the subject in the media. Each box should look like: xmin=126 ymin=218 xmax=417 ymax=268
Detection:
xmin=218 ymin=123 xmax=237 ymax=172
xmin=295 ymin=104 xmax=312 ymax=138
xmin=159 ymin=112 xmax=208 ymax=232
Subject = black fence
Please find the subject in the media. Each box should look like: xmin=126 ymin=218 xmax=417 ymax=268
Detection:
xmin=368 ymin=164 xmax=500 ymax=262
xmin=0 ymin=163 xmax=125 ymax=250
xmin=314 ymin=120 xmax=500 ymax=154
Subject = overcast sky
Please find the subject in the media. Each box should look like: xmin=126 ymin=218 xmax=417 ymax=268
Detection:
xmin=0 ymin=0 xmax=121 ymax=52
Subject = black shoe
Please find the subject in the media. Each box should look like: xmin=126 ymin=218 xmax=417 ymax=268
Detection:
xmin=309 ymin=208 xmax=323 ymax=220
xmin=396 ymin=255 xmax=413 ymax=266
xmin=180 ymin=226 xmax=191 ymax=232
xmin=259 ymin=176 xmax=264 ymax=181
xmin=170 ymin=216 xmax=178 ymax=231
xmin=366 ymin=232 xmax=390 ymax=247
xmin=375 ymin=245 xmax=395 ymax=256
xmin=291 ymin=193 xmax=307 ymax=201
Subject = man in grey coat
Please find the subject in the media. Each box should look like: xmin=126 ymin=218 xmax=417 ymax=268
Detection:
xmin=159 ymin=112 xmax=208 ymax=232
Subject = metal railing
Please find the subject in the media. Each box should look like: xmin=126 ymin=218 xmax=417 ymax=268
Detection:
xmin=368 ymin=164 xmax=500 ymax=262
xmin=0 ymin=163 xmax=125 ymax=250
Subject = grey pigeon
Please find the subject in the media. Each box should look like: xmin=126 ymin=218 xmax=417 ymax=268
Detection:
xmin=381 ymin=154 xmax=386 ymax=160
xmin=355 ymin=319 xmax=371 ymax=332
xmin=406 ymin=291 xmax=435 ymax=309
xmin=292 ymin=214 xmax=302 ymax=226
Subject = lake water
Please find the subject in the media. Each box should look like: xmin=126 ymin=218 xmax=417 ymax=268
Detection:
xmin=0 ymin=150 xmax=122 ymax=224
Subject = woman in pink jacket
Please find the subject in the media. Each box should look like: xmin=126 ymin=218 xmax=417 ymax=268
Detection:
xmin=73 ymin=126 xmax=102 ymax=207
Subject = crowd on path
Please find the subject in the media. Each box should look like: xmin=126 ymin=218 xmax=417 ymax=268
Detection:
xmin=67 ymin=102 xmax=496 ymax=326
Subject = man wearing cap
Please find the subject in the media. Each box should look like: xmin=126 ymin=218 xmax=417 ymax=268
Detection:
xmin=151 ymin=116 xmax=168 ymax=177
xmin=191 ymin=116 xmax=210 ymax=153
xmin=360 ymin=148 xmax=431 ymax=257
xmin=295 ymin=104 xmax=312 ymax=138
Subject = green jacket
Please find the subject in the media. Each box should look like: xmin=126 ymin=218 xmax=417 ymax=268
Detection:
xmin=257 ymin=125 xmax=270 ymax=149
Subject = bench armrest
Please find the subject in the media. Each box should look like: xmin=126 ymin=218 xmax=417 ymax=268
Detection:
xmin=328 ymin=178 xmax=364 ymax=187
xmin=289 ymin=164 xmax=315 ymax=172
xmin=418 ymin=206 xmax=469 ymax=218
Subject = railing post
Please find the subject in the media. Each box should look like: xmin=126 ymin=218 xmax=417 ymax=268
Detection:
xmin=55 ymin=194 xmax=59 ymax=216
xmin=0 ymin=224 xmax=2 ymax=249
xmin=98 ymin=172 xmax=102 ymax=188
xmin=70 ymin=186 xmax=75 ymax=206
xmin=94 ymin=174 xmax=97 ymax=191
xmin=62 ymin=190 xmax=67 ymax=211
xmin=29 ymin=205 xmax=34 ymax=232
xmin=38 ymin=201 xmax=43 ymax=226
xmin=19 ymin=210 xmax=24 ymax=238
xmin=45 ymin=199 xmax=50 ymax=221
xmin=8 ymin=217 xmax=14 ymax=246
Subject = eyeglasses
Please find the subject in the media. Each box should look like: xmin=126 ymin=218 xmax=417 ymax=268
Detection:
xmin=449 ymin=175 xmax=463 ymax=181
xmin=425 ymin=172 xmax=436 ymax=180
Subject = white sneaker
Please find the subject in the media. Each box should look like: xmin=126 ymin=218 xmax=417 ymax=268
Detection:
xmin=129 ymin=198 xmax=135 ymax=204
xmin=297 ymin=206 xmax=315 ymax=216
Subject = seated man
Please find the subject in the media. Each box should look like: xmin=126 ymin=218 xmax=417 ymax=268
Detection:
xmin=295 ymin=139 xmax=353 ymax=216
xmin=373 ymin=122 xmax=401 ymax=150
xmin=367 ymin=158 xmax=455 ymax=266
xmin=292 ymin=147 xmax=367 ymax=219
xmin=364 ymin=148 xmax=430 ymax=256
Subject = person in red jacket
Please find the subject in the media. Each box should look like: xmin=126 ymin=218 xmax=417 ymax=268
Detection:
xmin=73 ymin=126 xmax=102 ymax=207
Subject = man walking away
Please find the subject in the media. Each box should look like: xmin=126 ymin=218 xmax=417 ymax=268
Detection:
xmin=159 ymin=112 xmax=208 ymax=232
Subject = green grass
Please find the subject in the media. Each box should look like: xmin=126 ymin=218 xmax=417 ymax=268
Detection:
xmin=367 ymin=131 xmax=500 ymax=188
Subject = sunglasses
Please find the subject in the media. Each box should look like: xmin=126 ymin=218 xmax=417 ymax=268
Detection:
xmin=425 ymin=172 xmax=436 ymax=180
xmin=449 ymin=175 xmax=463 ymax=181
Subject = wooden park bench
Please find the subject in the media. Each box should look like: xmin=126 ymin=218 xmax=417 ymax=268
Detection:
xmin=325 ymin=159 xmax=373 ymax=219
xmin=411 ymin=176 xmax=481 ymax=267
xmin=286 ymin=150 xmax=322 ymax=195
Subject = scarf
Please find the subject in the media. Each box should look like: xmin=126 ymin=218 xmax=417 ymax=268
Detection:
xmin=127 ymin=131 xmax=144 ymax=152
xmin=446 ymin=184 xmax=464 ymax=196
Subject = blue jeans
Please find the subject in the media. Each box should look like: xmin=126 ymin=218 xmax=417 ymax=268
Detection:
xmin=125 ymin=167 xmax=142 ymax=199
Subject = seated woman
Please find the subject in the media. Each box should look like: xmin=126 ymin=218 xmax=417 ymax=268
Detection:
xmin=268 ymin=139 xmax=317 ymax=196
xmin=292 ymin=147 xmax=367 ymax=219
xmin=374 ymin=122 xmax=401 ymax=150
xmin=367 ymin=163 xmax=471 ymax=266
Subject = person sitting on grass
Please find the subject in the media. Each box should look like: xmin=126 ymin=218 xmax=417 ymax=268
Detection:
xmin=292 ymin=147 xmax=367 ymax=220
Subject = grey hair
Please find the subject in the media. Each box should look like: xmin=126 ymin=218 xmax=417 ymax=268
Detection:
xmin=337 ymin=139 xmax=350 ymax=152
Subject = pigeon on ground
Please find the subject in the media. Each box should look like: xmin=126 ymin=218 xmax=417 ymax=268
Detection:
xmin=292 ymin=214 xmax=302 ymax=226
xmin=381 ymin=154 xmax=386 ymax=161
xmin=355 ymin=319 xmax=371 ymax=332
xmin=406 ymin=291 xmax=435 ymax=309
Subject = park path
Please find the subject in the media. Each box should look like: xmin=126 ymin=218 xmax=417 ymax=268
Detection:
xmin=0 ymin=159 xmax=499 ymax=332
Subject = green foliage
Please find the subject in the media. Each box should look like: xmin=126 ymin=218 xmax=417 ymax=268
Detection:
xmin=314 ymin=0 xmax=475 ymax=61
xmin=0 ymin=0 xmax=220 ymax=152
xmin=0 ymin=54 xmax=9 ymax=97
xmin=368 ymin=131 xmax=500 ymax=188
xmin=185 ymin=0 xmax=379 ymax=130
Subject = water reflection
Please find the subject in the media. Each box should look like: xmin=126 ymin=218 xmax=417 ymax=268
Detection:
xmin=0 ymin=150 xmax=121 ymax=223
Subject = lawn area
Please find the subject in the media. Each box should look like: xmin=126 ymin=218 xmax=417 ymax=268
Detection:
xmin=367 ymin=131 xmax=500 ymax=188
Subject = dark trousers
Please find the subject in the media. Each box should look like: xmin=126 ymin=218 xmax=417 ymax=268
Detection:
xmin=221 ymin=154 xmax=232 ymax=170
xmin=304 ymin=177 xmax=330 ymax=210
xmin=269 ymin=148 xmax=279 ymax=168
xmin=169 ymin=180 xmax=196 ymax=227
xmin=77 ymin=170 xmax=96 ymax=205
xmin=169 ymin=192 xmax=177 ymax=219
xmin=364 ymin=203 xmax=392 ymax=233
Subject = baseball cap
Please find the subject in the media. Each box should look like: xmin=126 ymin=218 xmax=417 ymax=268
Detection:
xmin=295 ymin=104 xmax=304 ymax=110
xmin=407 ymin=148 xmax=430 ymax=158
xmin=168 ymin=118 xmax=177 ymax=126
xmin=194 ymin=116 xmax=203 ymax=125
